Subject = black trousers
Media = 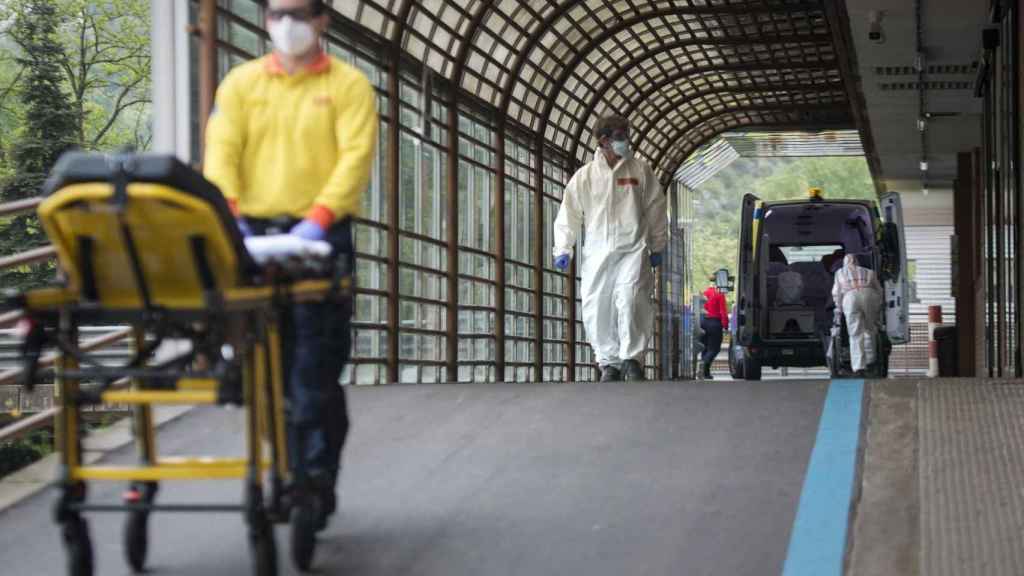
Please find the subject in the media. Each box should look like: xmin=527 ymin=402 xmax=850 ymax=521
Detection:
xmin=700 ymin=317 xmax=724 ymax=367
xmin=245 ymin=216 xmax=352 ymax=479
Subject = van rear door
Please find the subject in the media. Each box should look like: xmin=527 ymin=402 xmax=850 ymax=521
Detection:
xmin=880 ymin=193 xmax=910 ymax=344
xmin=736 ymin=193 xmax=761 ymax=345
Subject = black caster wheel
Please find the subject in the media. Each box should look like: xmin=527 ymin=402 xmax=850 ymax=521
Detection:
xmin=290 ymin=496 xmax=320 ymax=572
xmin=251 ymin=521 xmax=278 ymax=576
xmin=123 ymin=511 xmax=149 ymax=573
xmin=62 ymin=516 xmax=94 ymax=576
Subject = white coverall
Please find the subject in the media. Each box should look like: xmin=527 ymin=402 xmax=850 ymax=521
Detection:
xmin=552 ymin=148 xmax=668 ymax=368
xmin=831 ymin=255 xmax=883 ymax=372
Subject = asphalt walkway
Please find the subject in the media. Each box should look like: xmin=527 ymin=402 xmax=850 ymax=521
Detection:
xmin=0 ymin=380 xmax=828 ymax=576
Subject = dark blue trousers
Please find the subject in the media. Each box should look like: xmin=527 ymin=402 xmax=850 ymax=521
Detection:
xmin=245 ymin=217 xmax=352 ymax=480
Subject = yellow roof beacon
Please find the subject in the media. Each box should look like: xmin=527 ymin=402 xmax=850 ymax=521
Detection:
xmin=808 ymin=187 xmax=824 ymax=201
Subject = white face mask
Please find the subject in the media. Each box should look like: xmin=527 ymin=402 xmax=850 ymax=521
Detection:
xmin=610 ymin=139 xmax=632 ymax=159
xmin=268 ymin=16 xmax=318 ymax=57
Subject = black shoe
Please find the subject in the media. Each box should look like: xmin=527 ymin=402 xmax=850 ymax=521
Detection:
xmin=600 ymin=366 xmax=621 ymax=382
xmin=309 ymin=472 xmax=337 ymax=532
xmin=701 ymin=363 xmax=713 ymax=379
xmin=622 ymin=359 xmax=645 ymax=381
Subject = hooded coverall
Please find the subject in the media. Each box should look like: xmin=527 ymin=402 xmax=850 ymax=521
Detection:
xmin=552 ymin=148 xmax=668 ymax=369
xmin=832 ymin=254 xmax=883 ymax=372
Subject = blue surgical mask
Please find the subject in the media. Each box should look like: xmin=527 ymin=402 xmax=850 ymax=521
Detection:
xmin=611 ymin=139 xmax=632 ymax=159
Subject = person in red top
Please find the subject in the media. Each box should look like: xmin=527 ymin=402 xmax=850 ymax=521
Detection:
xmin=701 ymin=276 xmax=730 ymax=379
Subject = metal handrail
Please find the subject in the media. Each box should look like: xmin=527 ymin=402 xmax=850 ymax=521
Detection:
xmin=0 ymin=246 xmax=57 ymax=270
xmin=0 ymin=310 xmax=24 ymax=329
xmin=0 ymin=196 xmax=129 ymax=441
xmin=0 ymin=196 xmax=56 ymax=272
xmin=0 ymin=407 xmax=58 ymax=443
xmin=0 ymin=327 xmax=133 ymax=387
xmin=0 ymin=197 xmax=41 ymax=217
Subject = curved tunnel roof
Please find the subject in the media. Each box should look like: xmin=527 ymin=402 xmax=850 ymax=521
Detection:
xmin=331 ymin=0 xmax=859 ymax=182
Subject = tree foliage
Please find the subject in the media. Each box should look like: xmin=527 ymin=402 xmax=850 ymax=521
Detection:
xmin=1 ymin=0 xmax=80 ymax=291
xmin=689 ymin=156 xmax=876 ymax=290
xmin=0 ymin=0 xmax=151 ymax=152
xmin=0 ymin=0 xmax=151 ymax=291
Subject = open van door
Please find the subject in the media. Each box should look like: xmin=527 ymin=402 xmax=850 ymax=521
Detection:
xmin=736 ymin=193 xmax=761 ymax=345
xmin=880 ymin=192 xmax=910 ymax=344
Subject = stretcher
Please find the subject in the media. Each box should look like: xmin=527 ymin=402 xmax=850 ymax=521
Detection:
xmin=12 ymin=152 xmax=351 ymax=576
xmin=826 ymin=307 xmax=891 ymax=378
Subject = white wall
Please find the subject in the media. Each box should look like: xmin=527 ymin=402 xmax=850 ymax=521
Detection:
xmin=905 ymin=225 xmax=955 ymax=318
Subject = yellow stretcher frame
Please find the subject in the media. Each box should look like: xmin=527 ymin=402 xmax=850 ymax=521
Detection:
xmin=17 ymin=152 xmax=352 ymax=576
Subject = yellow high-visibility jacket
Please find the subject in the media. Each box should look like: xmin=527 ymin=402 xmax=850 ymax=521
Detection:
xmin=203 ymin=52 xmax=379 ymax=229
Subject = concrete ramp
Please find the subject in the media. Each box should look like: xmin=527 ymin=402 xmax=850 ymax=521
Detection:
xmin=0 ymin=380 xmax=826 ymax=576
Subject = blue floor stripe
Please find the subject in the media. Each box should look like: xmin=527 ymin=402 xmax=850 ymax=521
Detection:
xmin=782 ymin=379 xmax=865 ymax=576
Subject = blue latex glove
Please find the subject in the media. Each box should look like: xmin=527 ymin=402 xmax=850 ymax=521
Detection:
xmin=650 ymin=252 xmax=663 ymax=268
xmin=236 ymin=218 xmax=253 ymax=238
xmin=290 ymin=218 xmax=326 ymax=242
xmin=553 ymin=254 xmax=570 ymax=271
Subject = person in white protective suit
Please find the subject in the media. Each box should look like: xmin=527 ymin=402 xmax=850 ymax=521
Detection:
xmin=831 ymin=254 xmax=884 ymax=374
xmin=551 ymin=114 xmax=668 ymax=382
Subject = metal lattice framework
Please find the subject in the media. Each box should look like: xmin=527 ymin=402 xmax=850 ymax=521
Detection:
xmin=183 ymin=0 xmax=865 ymax=386
xmin=332 ymin=0 xmax=858 ymax=180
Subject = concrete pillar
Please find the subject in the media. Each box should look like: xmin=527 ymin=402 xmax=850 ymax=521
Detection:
xmin=954 ymin=151 xmax=980 ymax=377
xmin=149 ymin=0 xmax=192 ymax=161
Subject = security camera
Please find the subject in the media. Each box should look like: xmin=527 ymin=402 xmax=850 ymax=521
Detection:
xmin=868 ymin=10 xmax=885 ymax=44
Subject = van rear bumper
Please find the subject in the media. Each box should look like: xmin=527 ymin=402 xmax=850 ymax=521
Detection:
xmin=753 ymin=340 xmax=827 ymax=368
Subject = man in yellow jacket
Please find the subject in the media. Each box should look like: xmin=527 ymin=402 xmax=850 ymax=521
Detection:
xmin=204 ymin=0 xmax=378 ymax=531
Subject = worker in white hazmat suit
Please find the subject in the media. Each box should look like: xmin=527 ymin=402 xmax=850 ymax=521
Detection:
xmin=831 ymin=254 xmax=883 ymax=374
xmin=552 ymin=114 xmax=668 ymax=382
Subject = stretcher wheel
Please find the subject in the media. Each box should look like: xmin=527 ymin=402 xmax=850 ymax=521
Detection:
xmin=290 ymin=496 xmax=320 ymax=571
xmin=828 ymin=339 xmax=843 ymax=378
xmin=250 ymin=520 xmax=278 ymax=576
xmin=62 ymin=516 xmax=94 ymax=576
xmin=123 ymin=510 xmax=149 ymax=573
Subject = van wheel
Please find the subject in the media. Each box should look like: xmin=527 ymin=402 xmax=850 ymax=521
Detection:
xmin=729 ymin=346 xmax=744 ymax=379
xmin=743 ymin=357 xmax=762 ymax=381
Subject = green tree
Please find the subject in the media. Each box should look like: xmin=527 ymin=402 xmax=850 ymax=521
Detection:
xmin=1 ymin=0 xmax=80 ymax=291
xmin=0 ymin=0 xmax=151 ymax=153
xmin=0 ymin=20 xmax=26 ymax=182
xmin=57 ymin=0 xmax=151 ymax=150
xmin=689 ymin=156 xmax=875 ymax=291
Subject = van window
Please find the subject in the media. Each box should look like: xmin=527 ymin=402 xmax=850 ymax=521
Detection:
xmin=762 ymin=203 xmax=875 ymax=257
xmin=779 ymin=245 xmax=844 ymax=265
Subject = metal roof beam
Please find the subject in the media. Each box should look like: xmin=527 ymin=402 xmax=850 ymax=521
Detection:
xmin=629 ymin=81 xmax=846 ymax=154
xmin=649 ymin=103 xmax=851 ymax=176
xmin=536 ymin=24 xmax=831 ymax=137
xmin=498 ymin=0 xmax=825 ymax=115
xmin=563 ymin=64 xmax=839 ymax=162
xmin=561 ymin=34 xmax=835 ymax=161
xmin=660 ymin=120 xmax=857 ymax=185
